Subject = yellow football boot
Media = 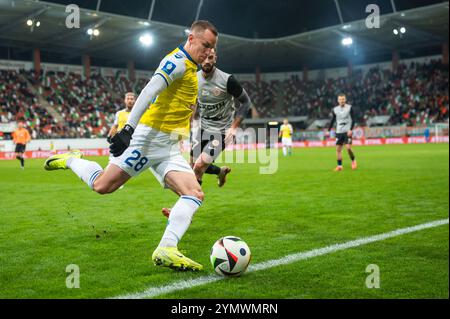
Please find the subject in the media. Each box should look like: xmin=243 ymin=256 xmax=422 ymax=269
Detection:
xmin=152 ymin=246 xmax=203 ymax=271
xmin=44 ymin=150 xmax=83 ymax=171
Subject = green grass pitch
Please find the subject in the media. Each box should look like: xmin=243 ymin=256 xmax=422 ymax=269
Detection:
xmin=0 ymin=144 xmax=448 ymax=299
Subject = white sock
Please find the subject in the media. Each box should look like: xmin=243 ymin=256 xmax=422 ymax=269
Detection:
xmin=283 ymin=147 xmax=287 ymax=156
xmin=67 ymin=157 xmax=103 ymax=189
xmin=158 ymin=196 xmax=202 ymax=248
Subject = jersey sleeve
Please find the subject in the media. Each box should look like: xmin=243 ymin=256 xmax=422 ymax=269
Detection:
xmin=153 ymin=54 xmax=186 ymax=87
xmin=113 ymin=112 xmax=120 ymax=125
xmin=328 ymin=110 xmax=336 ymax=131
xmin=226 ymin=75 xmax=244 ymax=98
xmin=350 ymin=106 xmax=355 ymax=130
xmin=227 ymin=75 xmax=252 ymax=118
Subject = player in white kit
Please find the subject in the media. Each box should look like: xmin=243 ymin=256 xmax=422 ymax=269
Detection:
xmin=326 ymin=93 xmax=358 ymax=171
xmin=191 ymin=47 xmax=253 ymax=186
xmin=162 ymin=48 xmax=253 ymax=218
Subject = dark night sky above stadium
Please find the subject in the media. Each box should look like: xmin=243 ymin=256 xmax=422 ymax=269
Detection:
xmin=45 ymin=0 xmax=444 ymax=38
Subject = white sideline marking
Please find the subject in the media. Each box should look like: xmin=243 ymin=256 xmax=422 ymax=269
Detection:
xmin=114 ymin=218 xmax=449 ymax=299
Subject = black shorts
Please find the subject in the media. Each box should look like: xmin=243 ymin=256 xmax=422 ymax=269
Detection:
xmin=336 ymin=133 xmax=352 ymax=146
xmin=15 ymin=143 xmax=26 ymax=153
xmin=190 ymin=129 xmax=226 ymax=161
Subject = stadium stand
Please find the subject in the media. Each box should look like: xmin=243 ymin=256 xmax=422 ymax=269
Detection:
xmin=277 ymin=60 xmax=449 ymax=127
xmin=0 ymin=69 xmax=56 ymax=139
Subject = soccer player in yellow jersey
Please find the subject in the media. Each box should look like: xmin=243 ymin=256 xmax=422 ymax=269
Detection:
xmin=279 ymin=118 xmax=293 ymax=156
xmin=44 ymin=20 xmax=218 ymax=272
xmin=107 ymin=92 xmax=136 ymax=141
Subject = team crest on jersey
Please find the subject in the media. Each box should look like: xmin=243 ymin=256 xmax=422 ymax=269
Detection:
xmin=212 ymin=87 xmax=223 ymax=97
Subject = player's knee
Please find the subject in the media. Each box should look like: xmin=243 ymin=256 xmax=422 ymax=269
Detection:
xmin=195 ymin=190 xmax=205 ymax=202
xmin=93 ymin=181 xmax=114 ymax=195
xmin=198 ymin=153 xmax=213 ymax=166
xmin=183 ymin=188 xmax=204 ymax=202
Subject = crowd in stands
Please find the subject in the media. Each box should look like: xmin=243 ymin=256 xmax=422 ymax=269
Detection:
xmin=24 ymin=70 xmax=124 ymax=138
xmin=277 ymin=59 xmax=449 ymax=127
xmin=241 ymin=80 xmax=280 ymax=118
xmin=0 ymin=70 xmax=57 ymax=139
xmin=0 ymin=59 xmax=448 ymax=140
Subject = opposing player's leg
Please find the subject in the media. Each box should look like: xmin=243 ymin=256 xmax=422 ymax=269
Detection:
xmin=346 ymin=144 xmax=357 ymax=170
xmin=205 ymin=163 xmax=220 ymax=175
xmin=335 ymin=144 xmax=344 ymax=171
xmin=152 ymin=170 xmax=204 ymax=271
xmin=217 ymin=166 xmax=231 ymax=187
xmin=189 ymin=128 xmax=205 ymax=184
xmin=193 ymin=152 xmax=212 ymax=183
xmin=194 ymin=154 xmax=231 ymax=187
xmin=192 ymin=130 xmax=227 ymax=186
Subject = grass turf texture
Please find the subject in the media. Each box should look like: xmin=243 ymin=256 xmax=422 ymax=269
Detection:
xmin=0 ymin=144 xmax=448 ymax=299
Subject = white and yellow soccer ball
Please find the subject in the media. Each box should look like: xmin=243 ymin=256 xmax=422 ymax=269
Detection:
xmin=210 ymin=236 xmax=251 ymax=277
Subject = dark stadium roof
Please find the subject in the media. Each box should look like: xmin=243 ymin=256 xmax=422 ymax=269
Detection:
xmin=0 ymin=0 xmax=448 ymax=73
xmin=25 ymin=0 xmax=448 ymax=39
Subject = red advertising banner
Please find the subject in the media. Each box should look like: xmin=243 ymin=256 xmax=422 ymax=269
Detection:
xmin=0 ymin=137 xmax=448 ymax=160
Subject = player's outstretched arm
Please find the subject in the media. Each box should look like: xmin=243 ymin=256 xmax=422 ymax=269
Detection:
xmin=224 ymin=76 xmax=253 ymax=144
xmin=233 ymin=88 xmax=252 ymax=128
xmin=228 ymin=75 xmax=253 ymax=131
xmin=109 ymin=75 xmax=167 ymax=157
xmin=227 ymin=76 xmax=252 ymax=127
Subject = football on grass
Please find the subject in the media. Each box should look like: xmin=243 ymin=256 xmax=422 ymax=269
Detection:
xmin=210 ymin=236 xmax=251 ymax=276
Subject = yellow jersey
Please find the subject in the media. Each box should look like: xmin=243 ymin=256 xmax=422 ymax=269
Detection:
xmin=114 ymin=109 xmax=131 ymax=131
xmin=280 ymin=124 xmax=293 ymax=139
xmin=139 ymin=46 xmax=198 ymax=137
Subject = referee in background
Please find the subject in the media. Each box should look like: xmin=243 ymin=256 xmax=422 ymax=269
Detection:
xmin=12 ymin=122 xmax=31 ymax=169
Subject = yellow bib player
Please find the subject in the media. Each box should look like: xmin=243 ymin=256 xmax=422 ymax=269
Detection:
xmin=116 ymin=109 xmax=130 ymax=131
xmin=279 ymin=119 xmax=294 ymax=156
xmin=107 ymin=92 xmax=136 ymax=141
xmin=44 ymin=20 xmax=218 ymax=272
xmin=280 ymin=124 xmax=293 ymax=139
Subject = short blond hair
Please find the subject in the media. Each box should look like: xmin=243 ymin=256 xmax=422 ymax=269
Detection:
xmin=190 ymin=20 xmax=218 ymax=36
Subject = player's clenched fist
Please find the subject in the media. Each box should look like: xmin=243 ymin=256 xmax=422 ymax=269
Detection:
xmin=110 ymin=124 xmax=134 ymax=157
